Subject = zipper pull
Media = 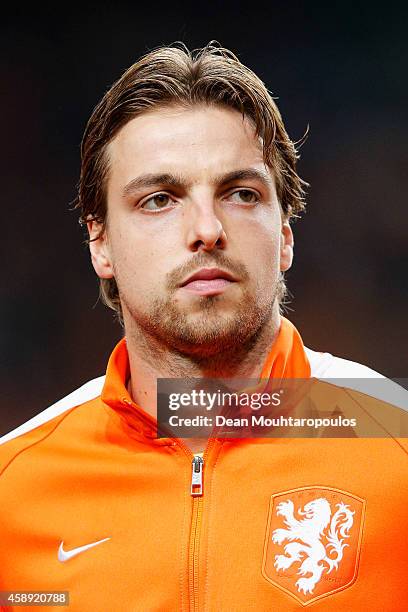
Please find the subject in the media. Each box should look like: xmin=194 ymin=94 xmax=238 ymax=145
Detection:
xmin=191 ymin=455 xmax=204 ymax=497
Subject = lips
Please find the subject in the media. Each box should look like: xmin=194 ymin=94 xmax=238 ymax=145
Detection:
xmin=180 ymin=267 xmax=237 ymax=296
xmin=181 ymin=268 xmax=236 ymax=286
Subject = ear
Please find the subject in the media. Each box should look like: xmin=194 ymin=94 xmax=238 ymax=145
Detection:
xmin=87 ymin=220 xmax=114 ymax=279
xmin=280 ymin=219 xmax=294 ymax=272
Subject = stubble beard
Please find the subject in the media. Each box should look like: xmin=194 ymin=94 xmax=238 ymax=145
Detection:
xmin=124 ymin=283 xmax=277 ymax=362
xmin=119 ymin=251 xmax=280 ymax=371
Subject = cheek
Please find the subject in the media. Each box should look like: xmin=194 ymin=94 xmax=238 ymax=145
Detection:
xmin=109 ymin=226 xmax=170 ymax=294
xmin=234 ymin=222 xmax=281 ymax=279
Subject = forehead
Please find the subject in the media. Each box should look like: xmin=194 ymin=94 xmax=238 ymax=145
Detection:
xmin=105 ymin=104 xmax=268 ymax=189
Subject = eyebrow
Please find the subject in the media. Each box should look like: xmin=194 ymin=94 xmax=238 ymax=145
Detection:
xmin=122 ymin=173 xmax=185 ymax=197
xmin=121 ymin=167 xmax=273 ymax=198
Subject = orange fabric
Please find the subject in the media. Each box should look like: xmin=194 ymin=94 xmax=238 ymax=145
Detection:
xmin=0 ymin=317 xmax=407 ymax=611
xmin=259 ymin=317 xmax=311 ymax=379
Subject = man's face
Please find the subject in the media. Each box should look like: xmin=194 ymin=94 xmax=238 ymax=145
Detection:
xmin=89 ymin=104 xmax=293 ymax=356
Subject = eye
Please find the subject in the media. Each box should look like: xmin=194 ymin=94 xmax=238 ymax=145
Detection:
xmin=226 ymin=189 xmax=259 ymax=205
xmin=140 ymin=193 xmax=174 ymax=211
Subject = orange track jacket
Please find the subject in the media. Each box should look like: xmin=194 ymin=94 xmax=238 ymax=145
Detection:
xmin=0 ymin=318 xmax=407 ymax=610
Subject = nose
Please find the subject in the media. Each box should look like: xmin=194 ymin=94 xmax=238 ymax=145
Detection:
xmin=185 ymin=198 xmax=227 ymax=253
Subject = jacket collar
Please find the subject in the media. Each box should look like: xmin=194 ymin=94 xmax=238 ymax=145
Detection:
xmin=101 ymin=316 xmax=310 ymax=437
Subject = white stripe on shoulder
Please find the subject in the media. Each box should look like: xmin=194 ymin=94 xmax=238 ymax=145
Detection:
xmin=0 ymin=376 xmax=105 ymax=446
xmin=305 ymin=347 xmax=384 ymax=378
xmin=305 ymin=346 xmax=408 ymax=412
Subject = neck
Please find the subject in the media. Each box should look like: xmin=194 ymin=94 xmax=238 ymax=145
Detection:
xmin=126 ymin=310 xmax=281 ymax=419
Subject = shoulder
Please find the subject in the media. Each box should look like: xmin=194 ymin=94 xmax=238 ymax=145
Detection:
xmin=305 ymin=346 xmax=384 ymax=379
xmin=0 ymin=376 xmax=105 ymax=471
xmin=305 ymin=346 xmax=408 ymax=451
xmin=305 ymin=345 xmax=408 ymax=406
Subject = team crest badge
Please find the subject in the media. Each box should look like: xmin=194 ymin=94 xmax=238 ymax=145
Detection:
xmin=262 ymin=486 xmax=365 ymax=606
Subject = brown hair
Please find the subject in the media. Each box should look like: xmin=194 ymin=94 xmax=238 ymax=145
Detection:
xmin=76 ymin=42 xmax=307 ymax=322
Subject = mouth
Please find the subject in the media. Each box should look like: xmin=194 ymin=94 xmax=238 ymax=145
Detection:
xmin=179 ymin=267 xmax=238 ymax=296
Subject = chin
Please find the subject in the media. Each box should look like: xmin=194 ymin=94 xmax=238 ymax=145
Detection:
xmin=163 ymin=314 xmax=266 ymax=357
xmin=124 ymin=289 xmax=277 ymax=357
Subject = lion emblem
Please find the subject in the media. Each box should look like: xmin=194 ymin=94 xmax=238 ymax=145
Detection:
xmin=272 ymin=497 xmax=355 ymax=595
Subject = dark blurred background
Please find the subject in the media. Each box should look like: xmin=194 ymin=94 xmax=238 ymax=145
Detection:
xmin=1 ymin=2 xmax=407 ymax=435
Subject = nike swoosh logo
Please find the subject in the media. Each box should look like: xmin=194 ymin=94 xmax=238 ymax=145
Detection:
xmin=58 ymin=537 xmax=110 ymax=562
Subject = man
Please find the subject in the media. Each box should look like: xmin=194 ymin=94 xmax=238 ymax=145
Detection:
xmin=0 ymin=44 xmax=407 ymax=611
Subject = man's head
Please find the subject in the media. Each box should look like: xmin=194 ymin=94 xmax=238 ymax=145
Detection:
xmin=77 ymin=43 xmax=307 ymax=355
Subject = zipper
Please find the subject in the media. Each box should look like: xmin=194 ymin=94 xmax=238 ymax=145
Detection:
xmin=189 ymin=463 xmax=202 ymax=612
xmin=191 ymin=456 xmax=204 ymax=496
xmin=180 ymin=439 xmax=216 ymax=612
